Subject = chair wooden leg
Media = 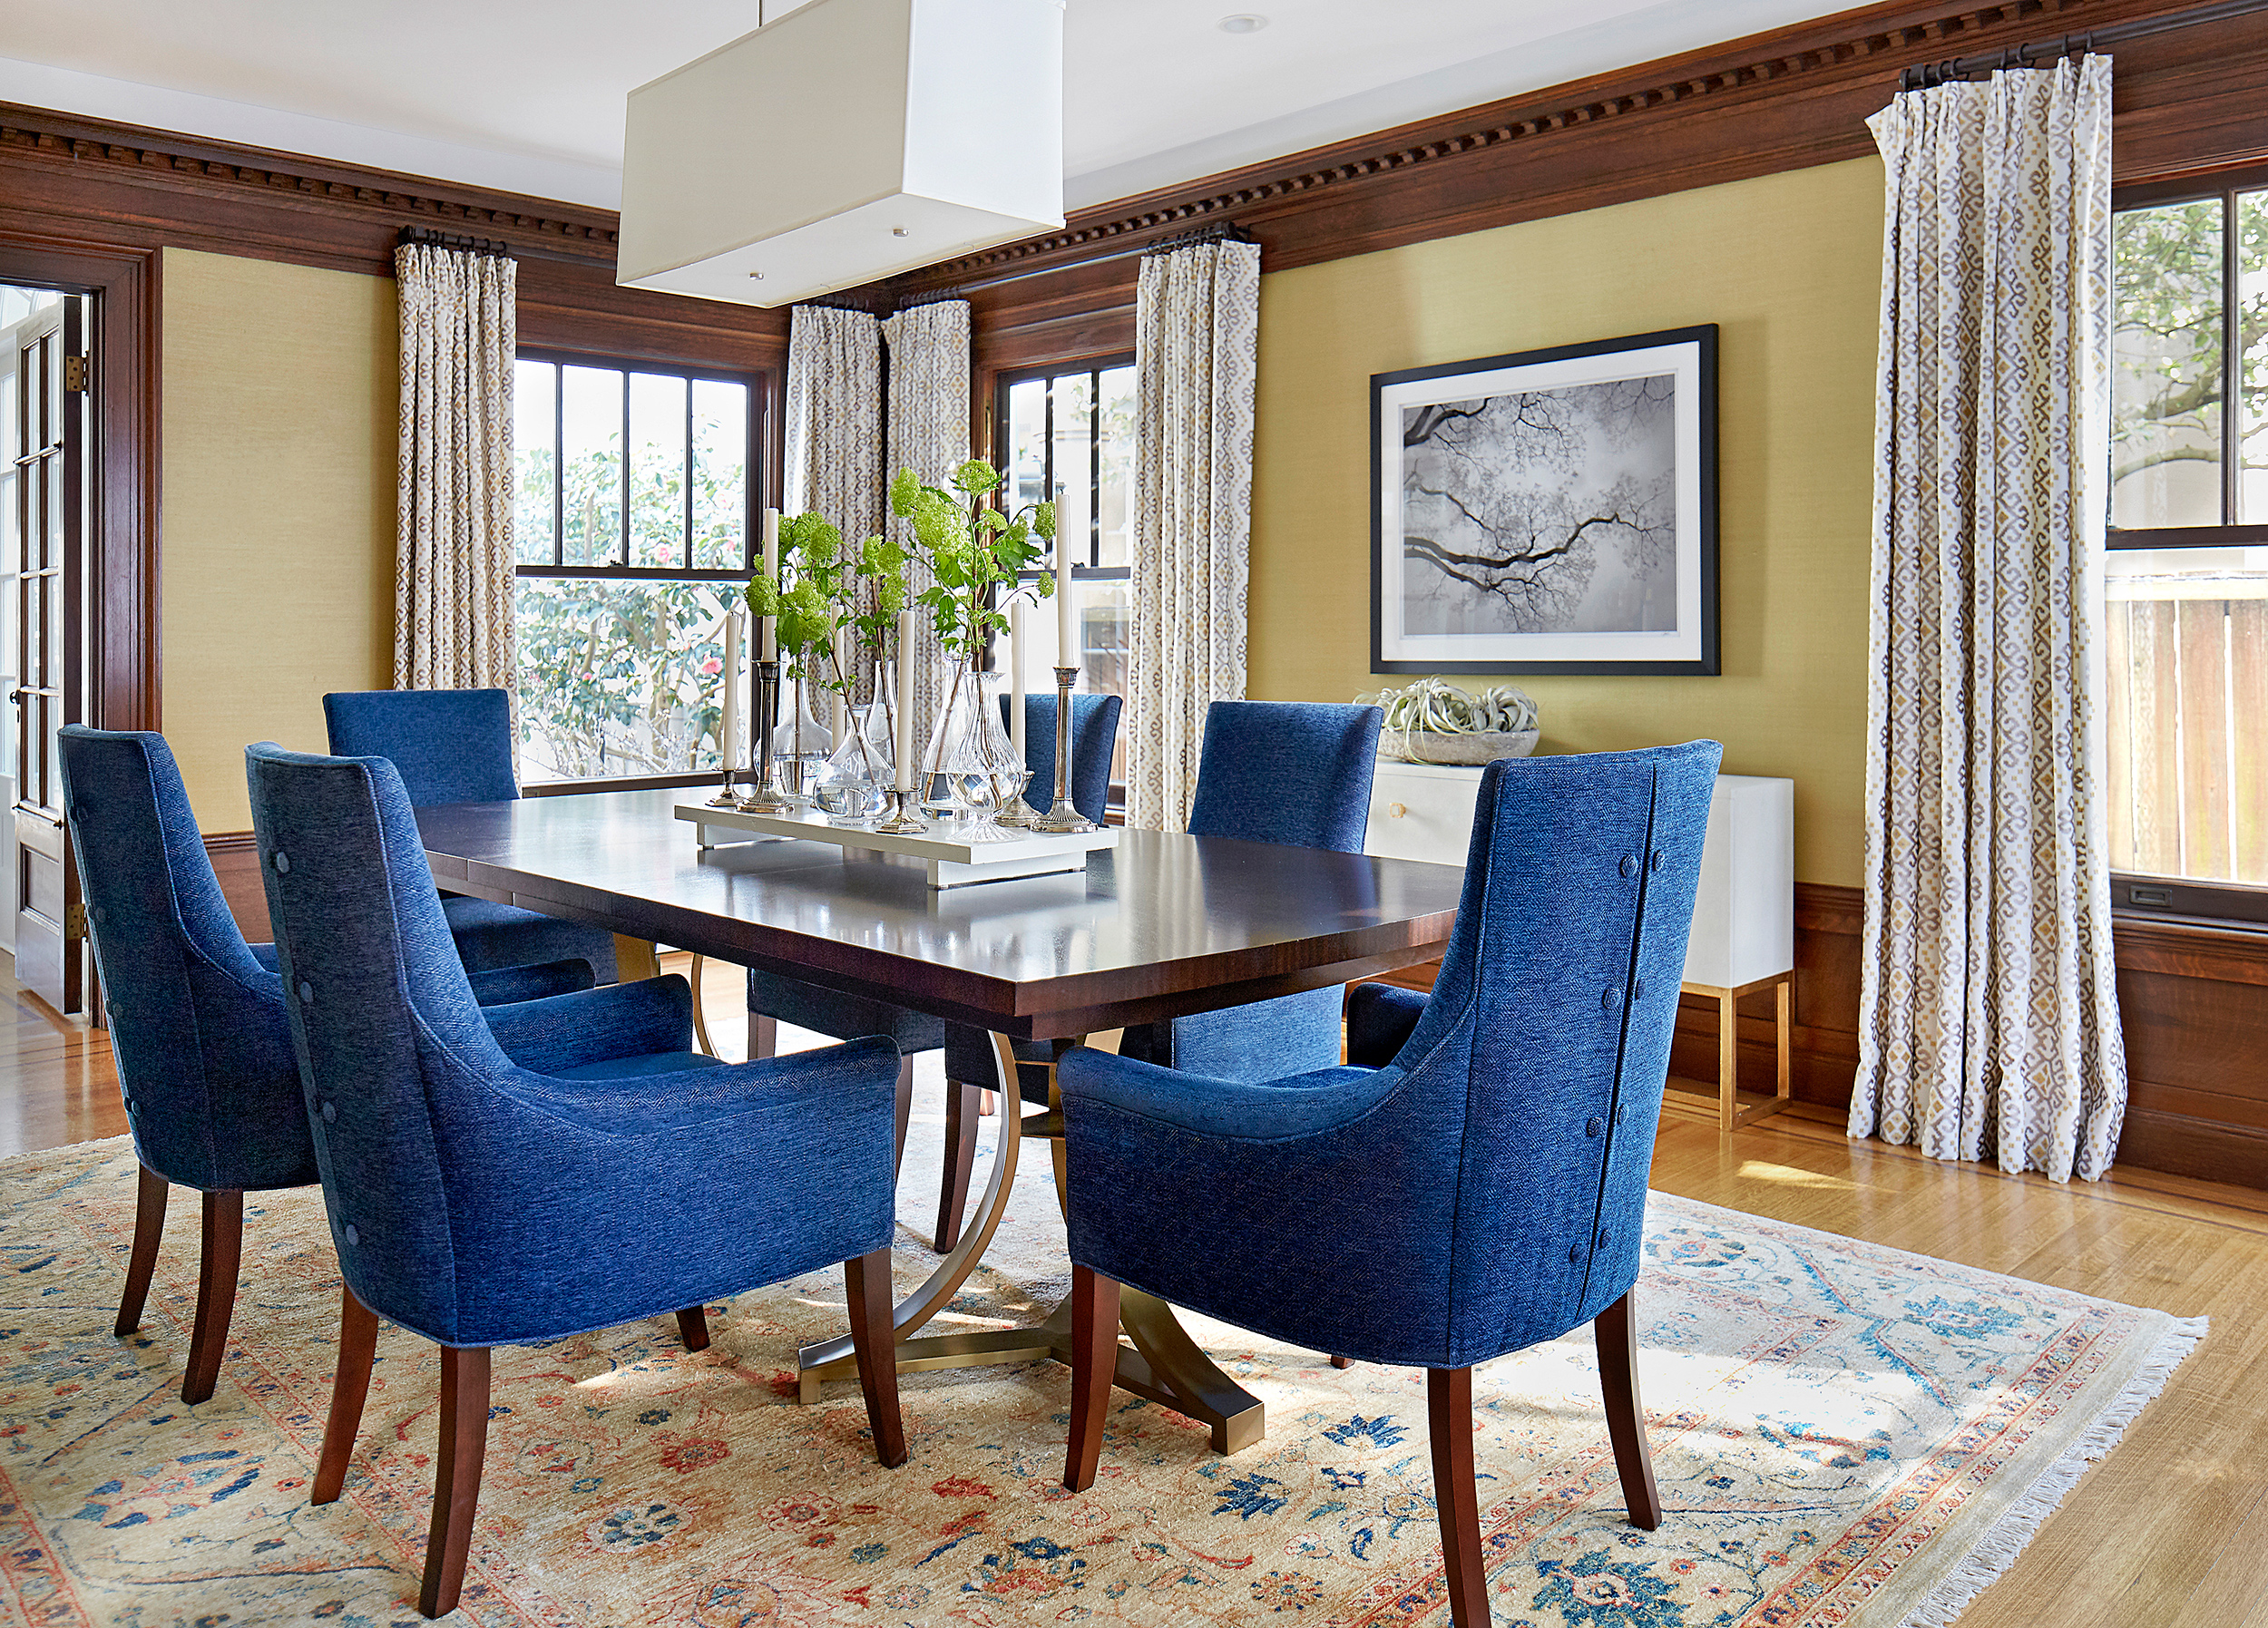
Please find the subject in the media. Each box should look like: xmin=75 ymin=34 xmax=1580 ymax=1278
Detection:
xmin=1595 ymin=1290 xmax=1662 ymax=1529
xmin=313 ymin=1286 xmax=379 ymax=1505
xmin=418 ymin=1345 xmax=491 ymax=1620
xmin=1427 ymin=1366 xmax=1490 ymax=1628
xmin=934 ymin=1077 xmax=980 ymax=1253
xmin=750 ymin=1013 xmax=777 ymax=1059
xmin=114 ymin=1165 xmax=168 ymax=1337
xmin=1063 ymin=1262 xmax=1121 ymax=1492
xmin=893 ymin=1056 xmax=914 ymax=1183
xmin=181 ymin=1189 xmax=243 ymax=1405
xmin=1330 ymin=1355 xmax=1352 ymax=1369
xmin=844 ymin=1247 xmax=907 ymax=1467
xmin=676 ymin=1306 xmax=711 ymax=1352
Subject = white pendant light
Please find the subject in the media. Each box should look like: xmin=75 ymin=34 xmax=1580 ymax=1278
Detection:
xmin=619 ymin=0 xmax=1065 ymax=309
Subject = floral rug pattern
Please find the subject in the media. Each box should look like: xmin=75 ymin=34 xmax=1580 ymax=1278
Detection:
xmin=0 ymin=1109 xmax=2199 ymax=1628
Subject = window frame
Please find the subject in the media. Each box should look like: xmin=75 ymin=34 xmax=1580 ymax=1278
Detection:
xmin=2107 ymin=166 xmax=2268 ymax=923
xmin=994 ymin=353 xmax=1137 ymax=809
xmin=512 ymin=346 xmax=769 ymax=793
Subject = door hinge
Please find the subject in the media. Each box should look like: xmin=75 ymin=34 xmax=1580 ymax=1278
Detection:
xmin=63 ymin=355 xmax=89 ymax=394
xmin=65 ymin=902 xmax=88 ymax=938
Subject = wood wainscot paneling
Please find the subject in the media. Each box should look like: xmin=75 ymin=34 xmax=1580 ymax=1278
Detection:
xmin=204 ymin=833 xmax=269 ymax=944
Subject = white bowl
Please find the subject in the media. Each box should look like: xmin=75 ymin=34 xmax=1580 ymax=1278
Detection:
xmin=1379 ymin=727 xmax=1540 ymax=765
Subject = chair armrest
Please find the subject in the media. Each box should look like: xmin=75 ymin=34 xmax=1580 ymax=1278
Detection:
xmin=484 ymin=975 xmax=694 ymax=1074
xmin=503 ymin=1035 xmax=901 ymax=1139
xmin=1058 ymin=1048 xmax=1402 ymax=1144
xmin=465 ymin=958 xmax=598 ymax=1008
xmin=1346 ymin=982 xmax=1430 ymax=1068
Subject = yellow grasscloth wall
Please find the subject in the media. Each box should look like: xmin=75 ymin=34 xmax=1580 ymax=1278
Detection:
xmin=1248 ymin=157 xmax=1884 ymax=888
xmin=161 ymin=248 xmax=396 ymax=832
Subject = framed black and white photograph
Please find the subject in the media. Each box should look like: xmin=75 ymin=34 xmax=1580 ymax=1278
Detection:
xmin=1371 ymin=325 xmax=1718 ymax=675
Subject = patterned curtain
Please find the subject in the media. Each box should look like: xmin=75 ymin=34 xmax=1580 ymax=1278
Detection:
xmin=393 ymin=240 xmax=516 ymax=691
xmin=1124 ymin=239 xmax=1261 ymax=832
xmin=785 ymin=305 xmax=883 ymax=719
xmin=881 ymin=299 xmax=971 ymax=743
xmin=1850 ymin=56 xmax=2126 ymax=1183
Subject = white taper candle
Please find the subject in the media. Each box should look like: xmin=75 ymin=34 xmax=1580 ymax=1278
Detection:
xmin=1009 ymin=597 xmax=1028 ymax=766
xmin=893 ymin=609 xmax=916 ymax=794
xmin=832 ymin=626 xmax=851 ymax=746
xmin=758 ymin=508 xmax=779 ymax=661
xmin=720 ymin=606 xmax=741 ymax=770
xmin=1055 ymin=538 xmax=1076 ymax=666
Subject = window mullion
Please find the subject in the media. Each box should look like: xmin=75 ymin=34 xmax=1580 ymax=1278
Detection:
xmin=2227 ymin=190 xmax=2243 ymax=527
xmin=618 ymin=369 xmax=631 ymax=568
xmin=551 ymin=362 xmax=563 ymax=567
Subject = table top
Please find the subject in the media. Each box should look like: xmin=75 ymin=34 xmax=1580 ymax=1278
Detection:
xmin=418 ymin=788 xmax=1466 ymax=1038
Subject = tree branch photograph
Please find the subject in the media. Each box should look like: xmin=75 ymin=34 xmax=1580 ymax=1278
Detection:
xmin=1371 ymin=326 xmax=1718 ymax=675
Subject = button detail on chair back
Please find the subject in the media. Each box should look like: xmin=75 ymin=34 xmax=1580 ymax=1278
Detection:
xmin=1057 ymin=740 xmax=1724 ymax=1628
xmin=246 ymin=740 xmax=909 ymax=1619
xmin=56 ymin=726 xmax=595 ymax=1409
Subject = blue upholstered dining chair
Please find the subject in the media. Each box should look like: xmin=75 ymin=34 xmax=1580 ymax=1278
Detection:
xmin=931 ymin=697 xmax=1378 ymax=1249
xmin=748 ymin=688 xmax=1125 ymax=1252
xmin=245 ymin=741 xmax=909 ymax=1620
xmin=323 ymin=687 xmax=621 ymax=984
xmin=1057 ymin=741 xmax=1722 ymax=1628
xmin=55 ymin=726 xmax=596 ymax=1407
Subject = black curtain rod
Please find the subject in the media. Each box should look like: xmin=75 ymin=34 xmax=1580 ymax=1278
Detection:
xmin=397 ymin=224 xmax=513 ymax=258
xmin=1901 ymin=0 xmax=2268 ymax=89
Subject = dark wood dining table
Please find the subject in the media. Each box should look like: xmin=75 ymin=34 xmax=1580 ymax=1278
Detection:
xmin=416 ymin=787 xmax=1465 ymax=1454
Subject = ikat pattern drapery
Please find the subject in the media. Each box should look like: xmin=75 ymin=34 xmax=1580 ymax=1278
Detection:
xmin=1125 ymin=239 xmax=1261 ymax=832
xmin=1850 ymin=55 xmax=2126 ymax=1183
xmin=785 ymin=305 xmax=884 ymax=707
xmin=393 ymin=240 xmax=516 ymax=692
xmin=882 ymin=299 xmax=971 ymax=741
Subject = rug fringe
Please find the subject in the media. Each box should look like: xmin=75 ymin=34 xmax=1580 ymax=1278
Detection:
xmin=1892 ymin=1313 xmax=2209 ymax=1628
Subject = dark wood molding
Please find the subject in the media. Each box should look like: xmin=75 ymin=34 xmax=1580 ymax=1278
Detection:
xmin=0 ymin=102 xmax=618 ymax=275
xmin=891 ymin=0 xmax=2268 ymax=311
xmin=203 ymin=833 xmax=269 ymax=943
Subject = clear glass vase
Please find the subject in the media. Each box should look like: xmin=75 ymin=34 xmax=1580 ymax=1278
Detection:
xmin=813 ymin=703 xmax=893 ymax=827
xmin=768 ymin=675 xmax=833 ymax=807
xmin=920 ymin=662 xmax=1029 ymax=843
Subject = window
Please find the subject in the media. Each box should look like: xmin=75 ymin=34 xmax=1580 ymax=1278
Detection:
xmin=997 ymin=356 xmax=1135 ymax=788
xmin=2102 ymin=174 xmax=2268 ymax=918
xmin=512 ymin=352 xmax=759 ymax=784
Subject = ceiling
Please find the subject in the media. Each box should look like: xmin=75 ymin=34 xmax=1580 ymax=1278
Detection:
xmin=0 ymin=0 xmax=1857 ymax=217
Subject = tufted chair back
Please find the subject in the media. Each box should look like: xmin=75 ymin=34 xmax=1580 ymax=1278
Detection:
xmin=58 ymin=726 xmax=314 ymax=1194
xmin=1186 ymin=700 xmax=1382 ymax=850
xmin=1002 ymin=690 xmax=1122 ymax=823
xmin=246 ymin=743 xmax=526 ymax=1339
xmin=322 ymin=688 xmax=519 ymax=806
xmin=1402 ymin=741 xmax=1720 ymax=1360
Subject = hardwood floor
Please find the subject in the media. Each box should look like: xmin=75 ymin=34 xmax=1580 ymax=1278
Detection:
xmin=5 ymin=948 xmax=2263 ymax=1623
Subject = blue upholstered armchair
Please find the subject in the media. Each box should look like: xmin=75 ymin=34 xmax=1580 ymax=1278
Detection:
xmin=1117 ymin=699 xmax=1382 ymax=1075
xmin=323 ymin=687 xmax=622 ymax=984
xmin=245 ymin=742 xmax=909 ymax=1619
xmin=1058 ymin=742 xmax=1722 ymax=1628
xmin=751 ymin=688 xmax=1125 ymax=1252
xmin=932 ymin=698 xmax=1378 ymax=1249
xmin=56 ymin=726 xmax=595 ymax=1407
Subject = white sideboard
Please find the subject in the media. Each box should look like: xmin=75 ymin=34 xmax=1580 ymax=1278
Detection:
xmin=1364 ymin=759 xmax=1796 ymax=1131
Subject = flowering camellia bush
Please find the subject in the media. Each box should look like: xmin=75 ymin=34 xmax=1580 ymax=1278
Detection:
xmin=514 ymin=579 xmax=738 ymax=783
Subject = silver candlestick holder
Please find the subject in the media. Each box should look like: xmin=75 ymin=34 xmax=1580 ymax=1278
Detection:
xmin=1035 ymin=667 xmax=1099 ymax=833
xmin=736 ymin=659 xmax=796 ymax=814
xmin=997 ymin=690 xmax=1038 ymax=830
xmin=703 ymin=764 xmax=740 ymax=807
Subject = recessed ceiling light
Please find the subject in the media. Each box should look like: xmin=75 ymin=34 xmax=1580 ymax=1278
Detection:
xmin=1217 ymin=14 xmax=1267 ymax=34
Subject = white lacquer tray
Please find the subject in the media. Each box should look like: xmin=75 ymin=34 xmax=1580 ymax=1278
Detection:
xmin=675 ymin=802 xmax=1117 ymax=888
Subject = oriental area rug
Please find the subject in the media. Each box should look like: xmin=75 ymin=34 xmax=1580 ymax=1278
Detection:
xmin=0 ymin=1103 xmax=2201 ymax=1628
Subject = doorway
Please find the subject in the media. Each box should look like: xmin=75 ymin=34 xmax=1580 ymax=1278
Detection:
xmin=0 ymin=283 xmax=90 ymax=1013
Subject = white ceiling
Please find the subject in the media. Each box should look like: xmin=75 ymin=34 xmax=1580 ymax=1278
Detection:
xmin=0 ymin=0 xmax=1855 ymax=217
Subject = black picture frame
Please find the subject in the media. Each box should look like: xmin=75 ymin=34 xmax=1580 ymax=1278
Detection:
xmin=1370 ymin=324 xmax=1719 ymax=676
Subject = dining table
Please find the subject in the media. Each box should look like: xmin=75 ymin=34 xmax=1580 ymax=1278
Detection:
xmin=415 ymin=786 xmax=1466 ymax=1455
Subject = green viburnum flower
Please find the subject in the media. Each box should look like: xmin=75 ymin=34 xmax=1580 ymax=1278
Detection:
xmin=779 ymin=510 xmax=842 ymax=565
xmin=951 ymin=459 xmax=1002 ymax=497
